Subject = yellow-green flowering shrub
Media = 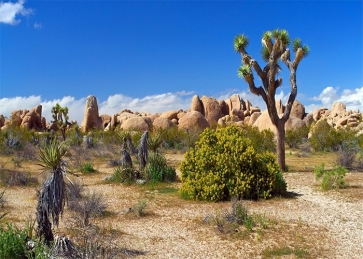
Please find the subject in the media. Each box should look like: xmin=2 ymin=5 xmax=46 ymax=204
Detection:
xmin=180 ymin=125 xmax=286 ymax=201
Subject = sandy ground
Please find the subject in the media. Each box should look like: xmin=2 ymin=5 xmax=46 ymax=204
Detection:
xmin=1 ymin=155 xmax=363 ymax=259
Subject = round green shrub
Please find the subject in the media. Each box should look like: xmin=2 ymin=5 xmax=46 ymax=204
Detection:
xmin=180 ymin=125 xmax=286 ymax=201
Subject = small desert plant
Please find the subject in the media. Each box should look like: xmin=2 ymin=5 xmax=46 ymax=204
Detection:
xmin=79 ymin=162 xmax=97 ymax=174
xmin=15 ymin=141 xmax=38 ymax=161
xmin=131 ymin=200 xmax=147 ymax=217
xmin=0 ymin=170 xmax=38 ymax=187
xmin=205 ymin=198 xmax=262 ymax=234
xmin=68 ymin=191 xmax=107 ymax=226
xmin=107 ymin=166 xmax=137 ymax=185
xmin=144 ymin=152 xmax=176 ymax=183
xmin=336 ymin=146 xmax=358 ymax=169
xmin=314 ymin=163 xmax=348 ymax=190
xmin=148 ymin=132 xmax=163 ymax=152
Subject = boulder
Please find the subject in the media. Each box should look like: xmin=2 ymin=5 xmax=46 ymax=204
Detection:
xmin=249 ymin=112 xmax=261 ymax=125
xmin=291 ymin=100 xmax=305 ymax=120
xmin=117 ymin=112 xmax=139 ymax=125
xmin=177 ymin=111 xmax=186 ymax=120
xmin=225 ymin=94 xmax=242 ymax=114
xmin=285 ymin=116 xmax=307 ymax=131
xmin=337 ymin=117 xmax=348 ymax=126
xmin=152 ymin=117 xmax=175 ymax=130
xmin=201 ymin=96 xmax=223 ymax=125
xmin=121 ymin=117 xmax=151 ymax=131
xmin=244 ymin=99 xmax=252 ymax=112
xmin=231 ymin=108 xmax=244 ymax=121
xmin=21 ymin=105 xmax=43 ymax=130
xmin=178 ymin=111 xmax=209 ymax=130
xmin=191 ymin=95 xmax=203 ymax=114
xmin=313 ymin=108 xmax=328 ymax=121
xmin=303 ymin=113 xmax=314 ymax=126
xmin=331 ymin=102 xmax=346 ymax=117
xmin=160 ymin=110 xmax=178 ymax=120
xmin=148 ymin=113 xmax=160 ymax=123
xmin=219 ymin=100 xmax=229 ymax=116
xmin=253 ymin=110 xmax=305 ymax=133
xmin=81 ymin=95 xmax=101 ymax=131
xmin=250 ymin=106 xmax=261 ymax=115
xmin=99 ymin=114 xmax=111 ymax=129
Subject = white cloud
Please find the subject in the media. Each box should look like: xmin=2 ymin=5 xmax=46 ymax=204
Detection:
xmin=34 ymin=22 xmax=41 ymax=29
xmin=0 ymin=92 xmax=194 ymax=125
xmin=0 ymin=0 xmax=32 ymax=25
xmin=99 ymin=92 xmax=193 ymax=116
xmin=309 ymin=86 xmax=363 ymax=113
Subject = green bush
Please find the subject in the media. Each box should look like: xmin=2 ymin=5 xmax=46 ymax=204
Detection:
xmin=309 ymin=120 xmax=358 ymax=152
xmin=0 ymin=223 xmax=28 ymax=258
xmin=180 ymin=125 xmax=286 ymax=201
xmin=107 ymin=166 xmax=136 ymax=185
xmin=285 ymin=126 xmax=309 ymax=148
xmin=144 ymin=152 xmax=176 ymax=182
xmin=79 ymin=163 xmax=96 ymax=174
xmin=237 ymin=124 xmax=276 ymax=153
xmin=314 ymin=163 xmax=347 ymax=190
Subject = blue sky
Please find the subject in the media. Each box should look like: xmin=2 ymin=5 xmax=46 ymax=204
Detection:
xmin=0 ymin=0 xmax=362 ymax=123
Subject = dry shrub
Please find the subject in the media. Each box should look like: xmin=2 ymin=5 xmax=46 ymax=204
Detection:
xmin=0 ymin=169 xmax=38 ymax=186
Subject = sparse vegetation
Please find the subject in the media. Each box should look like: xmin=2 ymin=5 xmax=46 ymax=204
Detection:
xmin=79 ymin=162 xmax=97 ymax=174
xmin=314 ymin=163 xmax=348 ymax=190
xmin=0 ymin=122 xmax=362 ymax=258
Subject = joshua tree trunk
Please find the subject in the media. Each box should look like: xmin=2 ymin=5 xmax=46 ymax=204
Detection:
xmin=275 ymin=121 xmax=286 ymax=171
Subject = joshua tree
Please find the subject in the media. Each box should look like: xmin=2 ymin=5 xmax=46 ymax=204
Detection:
xmin=36 ymin=139 xmax=69 ymax=244
xmin=234 ymin=29 xmax=309 ymax=171
xmin=51 ymin=103 xmax=69 ymax=141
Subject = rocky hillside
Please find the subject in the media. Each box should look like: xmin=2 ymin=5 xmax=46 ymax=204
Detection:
xmin=1 ymin=94 xmax=362 ymax=134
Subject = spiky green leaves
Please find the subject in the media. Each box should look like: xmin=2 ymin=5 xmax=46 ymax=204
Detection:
xmin=234 ymin=34 xmax=249 ymax=52
xmin=261 ymin=45 xmax=270 ymax=62
xmin=293 ymin=38 xmax=310 ymax=56
xmin=38 ymin=139 xmax=68 ymax=171
xmin=237 ymin=64 xmax=252 ymax=78
xmin=271 ymin=29 xmax=290 ymax=46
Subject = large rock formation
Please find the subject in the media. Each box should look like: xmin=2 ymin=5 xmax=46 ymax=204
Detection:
xmin=20 ymin=105 xmax=43 ymax=130
xmin=191 ymin=95 xmax=203 ymax=114
xmin=178 ymin=111 xmax=209 ymax=130
xmin=81 ymin=95 xmax=101 ymax=132
xmin=200 ymin=96 xmax=222 ymax=125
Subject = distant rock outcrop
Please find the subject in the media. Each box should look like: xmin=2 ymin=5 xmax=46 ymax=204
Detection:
xmin=81 ymin=95 xmax=101 ymax=132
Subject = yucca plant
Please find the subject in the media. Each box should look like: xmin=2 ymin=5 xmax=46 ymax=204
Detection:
xmin=148 ymin=132 xmax=163 ymax=153
xmin=36 ymin=139 xmax=69 ymax=245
